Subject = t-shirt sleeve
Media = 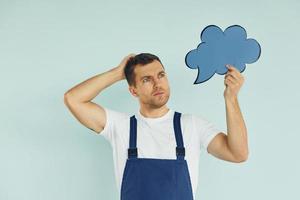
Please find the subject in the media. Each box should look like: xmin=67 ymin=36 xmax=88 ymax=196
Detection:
xmin=96 ymin=107 xmax=129 ymax=143
xmin=193 ymin=115 xmax=224 ymax=153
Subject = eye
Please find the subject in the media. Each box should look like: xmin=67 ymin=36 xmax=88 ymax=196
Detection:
xmin=159 ymin=73 xmax=165 ymax=78
xmin=142 ymin=78 xmax=149 ymax=83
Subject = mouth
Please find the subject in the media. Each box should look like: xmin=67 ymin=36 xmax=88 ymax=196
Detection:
xmin=153 ymin=91 xmax=164 ymax=96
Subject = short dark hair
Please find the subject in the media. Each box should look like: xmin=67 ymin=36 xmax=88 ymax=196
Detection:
xmin=124 ymin=53 xmax=164 ymax=86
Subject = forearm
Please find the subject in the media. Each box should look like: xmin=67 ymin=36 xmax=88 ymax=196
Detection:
xmin=64 ymin=66 xmax=123 ymax=103
xmin=225 ymin=97 xmax=249 ymax=160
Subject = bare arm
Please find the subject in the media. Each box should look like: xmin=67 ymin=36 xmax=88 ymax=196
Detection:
xmin=207 ymin=65 xmax=248 ymax=162
xmin=63 ymin=54 xmax=136 ymax=133
xmin=225 ymin=97 xmax=248 ymax=160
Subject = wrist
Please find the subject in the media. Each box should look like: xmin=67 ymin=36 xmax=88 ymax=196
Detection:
xmin=224 ymin=96 xmax=238 ymax=104
xmin=116 ymin=69 xmax=125 ymax=81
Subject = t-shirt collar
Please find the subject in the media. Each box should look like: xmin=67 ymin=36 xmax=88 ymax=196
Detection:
xmin=136 ymin=108 xmax=174 ymax=123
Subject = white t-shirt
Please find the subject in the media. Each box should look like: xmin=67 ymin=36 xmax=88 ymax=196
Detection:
xmin=97 ymin=107 xmax=223 ymax=199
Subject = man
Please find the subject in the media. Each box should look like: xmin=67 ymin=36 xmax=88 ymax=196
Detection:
xmin=64 ymin=53 xmax=248 ymax=200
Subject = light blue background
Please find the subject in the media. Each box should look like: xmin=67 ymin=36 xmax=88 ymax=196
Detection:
xmin=1 ymin=0 xmax=299 ymax=199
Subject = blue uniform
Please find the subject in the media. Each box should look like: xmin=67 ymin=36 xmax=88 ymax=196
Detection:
xmin=120 ymin=111 xmax=194 ymax=200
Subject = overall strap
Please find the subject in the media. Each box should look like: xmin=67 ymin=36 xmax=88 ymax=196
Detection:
xmin=173 ymin=112 xmax=185 ymax=160
xmin=128 ymin=115 xmax=138 ymax=159
xmin=128 ymin=112 xmax=185 ymax=160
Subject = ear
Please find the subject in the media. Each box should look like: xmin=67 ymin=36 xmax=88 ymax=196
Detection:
xmin=129 ymin=86 xmax=138 ymax=97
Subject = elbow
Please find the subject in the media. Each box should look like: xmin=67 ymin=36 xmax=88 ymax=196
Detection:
xmin=235 ymin=151 xmax=249 ymax=163
xmin=64 ymin=92 xmax=73 ymax=106
xmin=64 ymin=93 xmax=69 ymax=104
xmin=236 ymin=156 xmax=248 ymax=163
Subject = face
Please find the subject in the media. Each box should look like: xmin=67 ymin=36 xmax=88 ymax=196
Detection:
xmin=129 ymin=60 xmax=170 ymax=109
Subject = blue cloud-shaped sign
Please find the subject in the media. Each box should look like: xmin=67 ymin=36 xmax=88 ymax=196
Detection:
xmin=185 ymin=25 xmax=261 ymax=84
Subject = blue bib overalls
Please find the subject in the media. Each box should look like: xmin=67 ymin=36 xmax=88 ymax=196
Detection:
xmin=120 ymin=111 xmax=194 ymax=200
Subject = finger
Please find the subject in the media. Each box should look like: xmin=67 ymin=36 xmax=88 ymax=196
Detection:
xmin=225 ymin=75 xmax=239 ymax=86
xmin=226 ymin=75 xmax=244 ymax=87
xmin=224 ymin=77 xmax=235 ymax=86
xmin=224 ymin=78 xmax=237 ymax=88
xmin=226 ymin=65 xmax=242 ymax=77
xmin=226 ymin=69 xmax=243 ymax=81
xmin=225 ymin=73 xmax=240 ymax=83
xmin=226 ymin=64 xmax=238 ymax=71
xmin=127 ymin=53 xmax=136 ymax=58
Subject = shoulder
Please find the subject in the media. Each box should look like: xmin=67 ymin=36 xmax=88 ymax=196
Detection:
xmin=178 ymin=111 xmax=205 ymax=125
xmin=185 ymin=112 xmax=212 ymax=125
xmin=98 ymin=107 xmax=132 ymax=141
xmin=179 ymin=112 xmax=219 ymax=134
xmin=103 ymin=107 xmax=131 ymax=122
xmin=100 ymin=107 xmax=132 ymax=133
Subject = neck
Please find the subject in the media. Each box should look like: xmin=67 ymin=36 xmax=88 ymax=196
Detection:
xmin=139 ymin=105 xmax=170 ymax=118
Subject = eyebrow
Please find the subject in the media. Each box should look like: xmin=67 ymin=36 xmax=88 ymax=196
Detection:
xmin=140 ymin=70 xmax=165 ymax=81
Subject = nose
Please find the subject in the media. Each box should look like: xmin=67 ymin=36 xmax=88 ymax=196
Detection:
xmin=153 ymin=77 xmax=162 ymax=88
